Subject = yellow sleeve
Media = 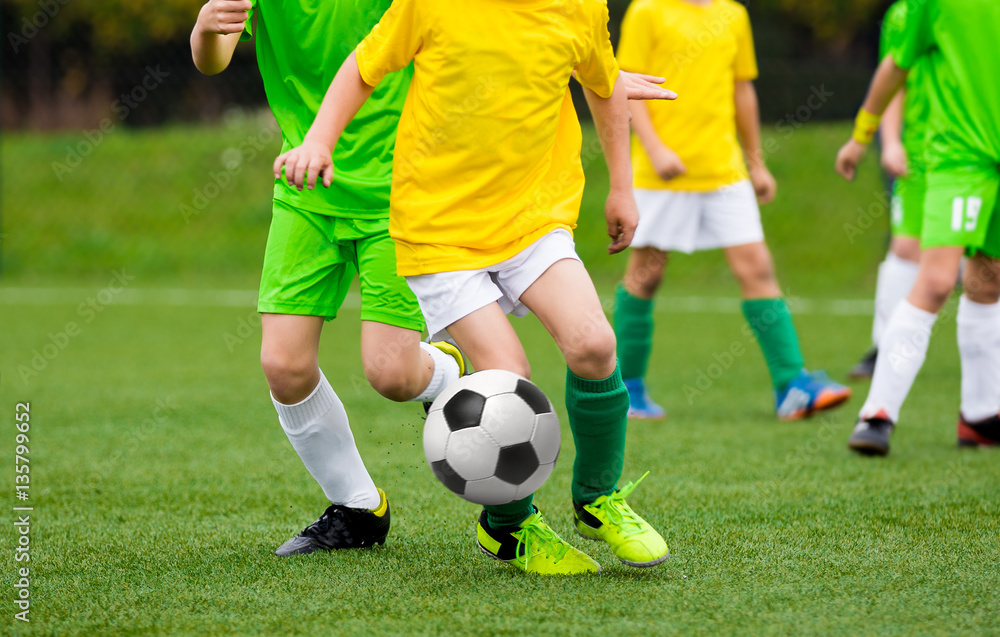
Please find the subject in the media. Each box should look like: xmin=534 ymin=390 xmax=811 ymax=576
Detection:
xmin=732 ymin=5 xmax=758 ymax=82
xmin=574 ymin=0 xmax=620 ymax=98
xmin=355 ymin=0 xmax=423 ymax=87
xmin=616 ymin=0 xmax=652 ymax=73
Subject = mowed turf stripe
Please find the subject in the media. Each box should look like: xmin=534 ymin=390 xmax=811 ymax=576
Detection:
xmin=0 ymin=287 xmax=875 ymax=315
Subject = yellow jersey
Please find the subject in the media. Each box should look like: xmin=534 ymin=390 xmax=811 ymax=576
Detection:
xmin=356 ymin=0 xmax=619 ymax=275
xmin=617 ymin=0 xmax=758 ymax=191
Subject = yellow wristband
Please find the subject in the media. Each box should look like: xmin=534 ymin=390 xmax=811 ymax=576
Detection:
xmin=852 ymin=108 xmax=882 ymax=145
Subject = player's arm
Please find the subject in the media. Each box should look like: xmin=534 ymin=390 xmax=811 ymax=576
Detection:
xmin=578 ymin=70 xmax=677 ymax=101
xmin=190 ymin=0 xmax=251 ymax=76
xmin=628 ymin=99 xmax=686 ymax=180
xmin=734 ymin=80 xmax=776 ymax=204
xmin=273 ymin=51 xmax=376 ymax=190
xmin=879 ymin=89 xmax=908 ymax=178
xmin=583 ymin=74 xmax=638 ymax=254
xmin=836 ymin=54 xmax=909 ymax=180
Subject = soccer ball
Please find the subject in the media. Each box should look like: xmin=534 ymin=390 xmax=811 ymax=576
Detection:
xmin=423 ymin=370 xmax=561 ymax=506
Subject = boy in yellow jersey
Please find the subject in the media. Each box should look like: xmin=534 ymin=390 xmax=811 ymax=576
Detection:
xmin=613 ymin=0 xmax=852 ymax=421
xmin=277 ymin=0 xmax=670 ymax=575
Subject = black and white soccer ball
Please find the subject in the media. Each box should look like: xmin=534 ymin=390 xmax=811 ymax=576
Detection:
xmin=423 ymin=370 xmax=560 ymax=506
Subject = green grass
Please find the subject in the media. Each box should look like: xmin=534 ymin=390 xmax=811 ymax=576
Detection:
xmin=2 ymin=121 xmax=997 ymax=635
xmin=0 ymin=300 xmax=996 ymax=636
xmin=2 ymin=118 xmax=891 ymax=294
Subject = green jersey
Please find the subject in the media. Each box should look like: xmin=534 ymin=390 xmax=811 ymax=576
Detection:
xmin=888 ymin=0 xmax=1000 ymax=170
xmin=244 ymin=0 xmax=411 ymax=218
xmin=879 ymin=0 xmax=930 ymax=173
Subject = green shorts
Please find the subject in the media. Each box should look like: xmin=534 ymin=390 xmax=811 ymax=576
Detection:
xmin=258 ymin=200 xmax=425 ymax=330
xmin=922 ymin=165 xmax=1000 ymax=258
xmin=890 ymin=171 xmax=925 ymax=239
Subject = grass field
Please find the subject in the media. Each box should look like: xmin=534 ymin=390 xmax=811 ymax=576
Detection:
xmin=2 ymin=122 xmax=998 ymax=636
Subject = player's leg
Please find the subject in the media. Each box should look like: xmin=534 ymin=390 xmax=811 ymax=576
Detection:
xmin=848 ymin=246 xmax=963 ymax=455
xmin=258 ymin=204 xmax=387 ymax=554
xmin=617 ymin=247 xmax=669 ymax=419
xmin=353 ymin=222 xmax=462 ymax=404
xmin=849 ymin=166 xmax=999 ymax=455
xmin=615 ymin=188 xmax=696 ymax=420
xmin=852 ymin=176 xmax=923 ymax=379
xmin=724 ymin=240 xmax=851 ymax=420
xmin=956 ymin=254 xmax=1000 ymax=447
xmin=519 ymin=254 xmax=668 ymax=568
xmin=407 ymin=268 xmax=598 ymax=575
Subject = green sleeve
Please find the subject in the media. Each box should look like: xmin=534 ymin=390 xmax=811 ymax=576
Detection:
xmin=879 ymin=1 xmax=906 ymax=61
xmin=889 ymin=0 xmax=934 ymax=70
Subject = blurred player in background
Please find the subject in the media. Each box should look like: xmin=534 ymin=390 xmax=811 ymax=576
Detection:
xmin=191 ymin=0 xmax=673 ymax=559
xmin=191 ymin=0 xmax=466 ymax=556
xmin=848 ymin=0 xmax=925 ymax=380
xmin=837 ymin=0 xmax=1000 ymax=455
xmin=613 ymin=0 xmax=851 ymax=421
xmin=277 ymin=0 xmax=671 ymax=575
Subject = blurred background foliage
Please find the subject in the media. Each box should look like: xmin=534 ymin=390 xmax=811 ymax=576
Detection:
xmin=2 ymin=0 xmax=895 ymax=129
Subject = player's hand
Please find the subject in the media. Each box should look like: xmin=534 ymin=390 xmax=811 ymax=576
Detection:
xmin=649 ymin=145 xmax=686 ymax=181
xmin=880 ymin=141 xmax=909 ymax=178
xmin=196 ymin=0 xmax=252 ymax=35
xmin=273 ymin=140 xmax=335 ymax=190
xmin=749 ymin=164 xmax=777 ymax=204
xmin=836 ymin=139 xmax=867 ymax=181
xmin=619 ymin=71 xmax=678 ymax=101
xmin=605 ymin=188 xmax=638 ymax=255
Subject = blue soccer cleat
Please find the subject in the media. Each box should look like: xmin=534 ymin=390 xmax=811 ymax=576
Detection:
xmin=776 ymin=370 xmax=852 ymax=421
xmin=624 ymin=378 xmax=666 ymax=420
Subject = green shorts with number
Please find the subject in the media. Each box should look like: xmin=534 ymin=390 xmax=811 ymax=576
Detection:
xmin=258 ymin=200 xmax=425 ymax=330
xmin=890 ymin=171 xmax=925 ymax=239
xmin=922 ymin=165 xmax=1000 ymax=258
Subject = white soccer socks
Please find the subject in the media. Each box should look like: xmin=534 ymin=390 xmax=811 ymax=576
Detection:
xmin=861 ymin=300 xmax=937 ymax=423
xmin=412 ymin=341 xmax=461 ymax=403
xmin=957 ymin=296 xmax=1000 ymax=422
xmin=272 ymin=371 xmax=380 ymax=510
xmin=872 ymin=253 xmax=920 ymax=347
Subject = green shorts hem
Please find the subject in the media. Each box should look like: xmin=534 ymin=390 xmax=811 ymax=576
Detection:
xmin=257 ymin=301 xmax=342 ymax=321
xmin=360 ymin=309 xmax=425 ymax=332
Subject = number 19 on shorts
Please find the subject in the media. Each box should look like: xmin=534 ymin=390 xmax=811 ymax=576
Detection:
xmin=952 ymin=196 xmax=983 ymax=232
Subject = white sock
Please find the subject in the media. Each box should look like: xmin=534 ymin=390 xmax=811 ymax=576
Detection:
xmin=272 ymin=370 xmax=380 ymax=509
xmin=412 ymin=342 xmax=460 ymax=403
xmin=957 ymin=295 xmax=1000 ymax=422
xmin=872 ymin=253 xmax=920 ymax=346
xmin=861 ymin=300 xmax=937 ymax=423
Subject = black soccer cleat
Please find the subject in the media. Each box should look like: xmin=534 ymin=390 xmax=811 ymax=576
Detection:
xmin=274 ymin=488 xmax=390 ymax=556
xmin=848 ymin=414 xmax=894 ymax=456
xmin=957 ymin=413 xmax=1000 ymax=448
xmin=849 ymin=348 xmax=878 ymax=380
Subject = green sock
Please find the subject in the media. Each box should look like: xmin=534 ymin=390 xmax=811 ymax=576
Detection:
xmin=485 ymin=496 xmax=534 ymax=528
xmin=742 ymin=298 xmax=805 ymax=391
xmin=614 ymin=284 xmax=654 ymax=381
xmin=566 ymin=364 xmax=629 ymax=504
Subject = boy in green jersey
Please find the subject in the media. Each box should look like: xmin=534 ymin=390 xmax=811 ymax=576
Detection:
xmin=191 ymin=0 xmax=674 ymax=555
xmin=837 ymin=0 xmax=1000 ymax=455
xmin=849 ymin=0 xmax=928 ymax=379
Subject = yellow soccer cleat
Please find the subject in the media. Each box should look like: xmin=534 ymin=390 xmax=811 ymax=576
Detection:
xmin=574 ymin=472 xmax=669 ymax=567
xmin=476 ymin=507 xmax=600 ymax=575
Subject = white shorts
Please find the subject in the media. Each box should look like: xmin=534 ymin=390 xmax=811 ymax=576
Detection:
xmin=631 ymin=180 xmax=765 ymax=253
xmin=405 ymin=229 xmax=580 ymax=340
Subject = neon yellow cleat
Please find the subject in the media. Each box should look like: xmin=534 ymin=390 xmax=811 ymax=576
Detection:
xmin=476 ymin=507 xmax=600 ymax=575
xmin=574 ymin=472 xmax=669 ymax=567
xmin=429 ymin=340 xmax=466 ymax=376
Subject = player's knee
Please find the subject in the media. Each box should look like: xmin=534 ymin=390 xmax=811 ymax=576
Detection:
xmin=963 ymin=259 xmax=1000 ymax=303
xmin=917 ymin=270 xmax=958 ymax=308
xmin=364 ymin=359 xmax=421 ymax=402
xmin=260 ymin=349 xmax=317 ymax=401
xmin=564 ymin=323 xmax=617 ymax=378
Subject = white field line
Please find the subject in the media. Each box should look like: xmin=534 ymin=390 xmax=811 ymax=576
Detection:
xmin=0 ymin=287 xmax=875 ymax=316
